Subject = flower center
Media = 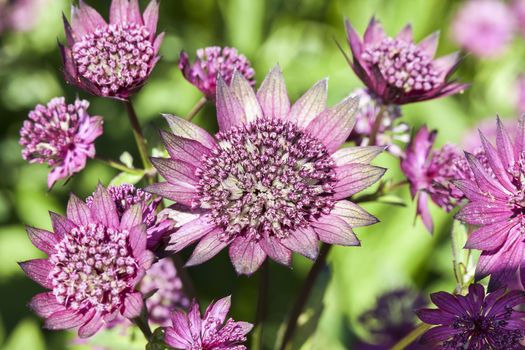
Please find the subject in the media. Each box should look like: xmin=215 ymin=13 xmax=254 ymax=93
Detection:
xmin=49 ymin=223 xmax=138 ymax=313
xmin=197 ymin=118 xmax=336 ymax=241
xmin=361 ymin=38 xmax=441 ymax=92
xmin=72 ymin=23 xmax=154 ymax=96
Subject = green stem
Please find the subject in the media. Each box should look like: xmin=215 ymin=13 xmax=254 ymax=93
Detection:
xmin=95 ymin=156 xmax=144 ymax=175
xmin=369 ymin=105 xmax=387 ymax=145
xmin=389 ymin=323 xmax=430 ymax=350
xmin=279 ymin=244 xmax=332 ymax=350
xmin=185 ymin=96 xmax=208 ymax=121
xmin=124 ymin=100 xmax=154 ymax=183
xmin=252 ymin=260 xmax=270 ymax=350
xmin=132 ymin=311 xmax=153 ymax=341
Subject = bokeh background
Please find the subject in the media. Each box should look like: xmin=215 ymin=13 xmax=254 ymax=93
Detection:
xmin=0 ymin=0 xmax=523 ymax=349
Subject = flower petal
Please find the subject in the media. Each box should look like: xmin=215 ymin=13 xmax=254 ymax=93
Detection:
xmin=216 ymin=75 xmax=246 ymax=131
xmin=151 ymin=157 xmax=198 ymax=186
xmin=333 ymin=164 xmax=386 ymax=200
xmin=45 ymin=309 xmax=88 ymax=330
xmin=90 ymin=184 xmax=120 ymax=229
xmin=478 ymin=131 xmax=515 ymax=191
xmin=145 ymin=182 xmax=197 ymax=207
xmin=311 ymin=215 xmax=360 ymax=246
xmin=259 ymin=236 xmax=292 ymax=266
xmin=416 ymin=308 xmax=455 ymax=325
xmin=455 ymin=201 xmax=513 ymax=226
xmin=396 ymin=23 xmax=413 ymax=42
xmin=163 ymin=114 xmax=217 ymax=149
xmin=19 ymin=259 xmax=53 ymax=289
xmin=417 ymin=31 xmax=440 ymax=58
xmin=67 ymin=194 xmax=93 ymax=227
xmin=50 ymin=212 xmax=76 ymax=238
xmin=129 ymin=224 xmax=147 ymax=257
xmin=420 ymin=325 xmax=456 ymax=344
xmin=495 ymin=116 xmax=516 ymax=170
xmin=78 ymin=311 xmax=104 ymax=338
xmin=110 ymin=0 xmax=141 ymax=25
xmin=142 ymin=0 xmax=159 ymax=41
xmin=286 ymin=78 xmax=327 ymax=128
xmin=465 ymin=220 xmax=513 ymax=251
xmin=167 ymin=215 xmax=217 ymax=252
xmin=26 ymin=226 xmax=60 ymax=255
xmin=204 ymin=295 xmax=231 ymax=325
xmin=363 ymin=17 xmax=386 ymax=44
xmin=256 ymin=65 xmax=290 ymax=120
xmin=230 ymin=71 xmax=263 ymax=123
xmin=122 ymin=292 xmax=144 ymax=319
xmin=331 ymin=146 xmax=385 ymax=166
xmin=331 ymin=200 xmax=378 ymax=228
xmin=185 ymin=229 xmax=228 ymax=267
xmin=29 ymin=292 xmax=65 ymax=318
xmin=229 ymin=236 xmax=267 ymax=275
xmin=280 ymin=226 xmax=319 ymax=260
xmin=71 ymin=1 xmax=107 ymax=38
xmin=160 ymin=130 xmax=209 ymax=167
xmin=120 ymin=204 xmax=143 ymax=231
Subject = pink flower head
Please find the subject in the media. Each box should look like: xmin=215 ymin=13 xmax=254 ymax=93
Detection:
xmin=59 ymin=0 xmax=163 ymax=100
xmin=455 ymin=116 xmax=525 ymax=290
xmin=417 ymin=284 xmax=525 ymax=349
xmin=147 ymin=66 xmax=385 ymax=275
xmin=19 ymin=185 xmax=154 ymax=338
xmin=514 ymin=0 xmax=525 ymax=37
xmin=347 ymin=88 xmax=408 ymax=156
xmin=400 ymin=126 xmax=475 ymax=233
xmin=19 ymin=97 xmax=103 ymax=189
xmin=452 ymin=0 xmax=516 ymax=58
xmin=164 ymin=296 xmax=252 ymax=350
xmin=0 ymin=0 xmax=44 ymax=33
xmin=85 ymin=184 xmax=175 ymax=249
xmin=344 ymin=17 xmax=468 ymax=105
xmin=139 ymin=258 xmax=189 ymax=326
xmin=179 ymin=46 xmax=256 ymax=100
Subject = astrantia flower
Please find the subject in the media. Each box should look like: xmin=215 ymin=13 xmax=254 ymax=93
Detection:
xmin=347 ymin=88 xmax=408 ymax=156
xmin=400 ymin=126 xmax=475 ymax=233
xmin=455 ymin=116 xmax=525 ymax=290
xmin=19 ymin=97 xmax=103 ymax=188
xmin=164 ymin=296 xmax=252 ymax=350
xmin=139 ymin=258 xmax=189 ymax=326
xmin=19 ymin=185 xmax=153 ymax=338
xmin=147 ymin=66 xmax=385 ymax=275
xmin=85 ymin=184 xmax=175 ymax=249
xmin=179 ymin=46 xmax=256 ymax=100
xmin=417 ymin=284 xmax=525 ymax=349
xmin=452 ymin=0 xmax=515 ymax=58
xmin=59 ymin=0 xmax=163 ymax=100
xmin=344 ymin=17 xmax=467 ymax=105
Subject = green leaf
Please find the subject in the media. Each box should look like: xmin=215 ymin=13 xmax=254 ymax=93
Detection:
xmin=109 ymin=172 xmax=145 ymax=187
xmin=120 ymin=152 xmax=135 ymax=169
xmin=0 ymin=318 xmax=45 ymax=350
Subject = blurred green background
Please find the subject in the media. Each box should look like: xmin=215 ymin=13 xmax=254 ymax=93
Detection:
xmin=0 ymin=0 xmax=523 ymax=349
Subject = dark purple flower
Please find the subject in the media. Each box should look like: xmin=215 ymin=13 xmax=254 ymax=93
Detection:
xmin=59 ymin=0 xmax=163 ymax=100
xmin=164 ymin=296 xmax=252 ymax=350
xmin=455 ymin=116 xmax=525 ymax=290
xmin=19 ymin=97 xmax=103 ymax=188
xmin=417 ymin=284 xmax=525 ymax=349
xmin=400 ymin=126 xmax=474 ymax=233
xmin=179 ymin=46 xmax=256 ymax=100
xmin=347 ymin=88 xmax=408 ymax=156
xmin=19 ymin=185 xmax=154 ymax=338
xmin=147 ymin=66 xmax=385 ymax=275
xmin=344 ymin=17 xmax=468 ymax=105
xmin=139 ymin=258 xmax=189 ymax=326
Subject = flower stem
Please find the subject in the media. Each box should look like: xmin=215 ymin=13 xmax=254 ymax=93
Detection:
xmin=252 ymin=259 xmax=270 ymax=350
xmin=279 ymin=243 xmax=332 ymax=350
xmin=132 ymin=311 xmax=153 ymax=341
xmin=124 ymin=100 xmax=154 ymax=183
xmin=390 ymin=323 xmax=431 ymax=350
xmin=369 ymin=105 xmax=387 ymax=145
xmin=185 ymin=96 xmax=207 ymax=121
xmin=95 ymin=156 xmax=144 ymax=175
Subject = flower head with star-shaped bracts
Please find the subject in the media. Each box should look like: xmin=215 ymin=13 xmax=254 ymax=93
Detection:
xmin=19 ymin=97 xmax=103 ymax=189
xmin=343 ymin=17 xmax=468 ymax=105
xmin=455 ymin=116 xmax=525 ymax=290
xmin=400 ymin=126 xmax=477 ymax=233
xmin=59 ymin=0 xmax=163 ymax=100
xmin=164 ymin=296 xmax=252 ymax=350
xmin=179 ymin=46 xmax=256 ymax=100
xmin=417 ymin=284 xmax=525 ymax=349
xmin=146 ymin=66 xmax=385 ymax=275
xmin=19 ymin=184 xmax=154 ymax=338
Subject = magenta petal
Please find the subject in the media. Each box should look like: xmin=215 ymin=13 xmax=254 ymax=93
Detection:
xmin=122 ymin=292 xmax=144 ymax=319
xmin=333 ymin=164 xmax=386 ymax=199
xmin=455 ymin=201 xmax=513 ymax=226
xmin=416 ymin=308 xmax=455 ymax=325
xmin=151 ymin=157 xmax=198 ymax=186
xmin=259 ymin=236 xmax=292 ymax=266
xmin=331 ymin=200 xmax=378 ymax=228
xmin=185 ymin=229 xmax=228 ymax=267
xmin=187 ymin=302 xmax=202 ymax=339
xmin=78 ymin=311 xmax=104 ymax=338
xmin=160 ymin=130 xmax=209 ymax=167
xmin=29 ymin=292 xmax=64 ymax=318
xmin=286 ymin=78 xmax=327 ymax=128
xmin=129 ymin=224 xmax=147 ymax=257
xmin=167 ymin=215 xmax=217 ymax=252
xmin=62 ymin=14 xmax=76 ymax=46
xmin=452 ymin=180 xmax=489 ymax=202
xmin=142 ymin=0 xmax=159 ymax=41
xmin=216 ymin=75 xmax=246 ymax=131
xmin=417 ymin=192 xmax=434 ymax=233
xmin=19 ymin=259 xmax=53 ymax=289
xmin=433 ymin=52 xmax=460 ymax=77
xmin=420 ymin=325 xmax=457 ymax=344
xmin=110 ymin=0 xmax=133 ymax=25
xmin=229 ymin=236 xmax=267 ymax=275
xmin=345 ymin=18 xmax=364 ymax=57
xmin=166 ymin=311 xmax=192 ymax=347
xmin=306 ymin=95 xmax=358 ymax=154
xmin=495 ymin=116 xmax=516 ymax=169
xmin=465 ymin=152 xmax=509 ymax=198
xmin=417 ymin=31 xmax=440 ymax=58
xmin=256 ymin=65 xmax=290 ymax=120
xmin=90 ymin=184 xmax=120 ymax=228
xmin=465 ymin=220 xmax=513 ymax=251
xmin=430 ymin=292 xmax=465 ymax=315
xmin=145 ymin=182 xmax=197 ymax=206
xmin=230 ymin=71 xmax=263 ymax=123
xmin=311 ymin=215 xmax=360 ymax=246
xmin=515 ymin=116 xmax=525 ymax=159
xmin=280 ymin=227 xmax=319 ymax=260
xmin=363 ymin=17 xmax=386 ymax=44
xmin=204 ymin=295 xmax=231 ymax=324
xmin=120 ymin=204 xmax=143 ymax=231
xmin=73 ymin=1 xmax=107 ymax=37
xmin=67 ymin=194 xmax=93 ymax=227
xmin=45 ymin=309 xmax=87 ymax=330
xmin=396 ymin=23 xmax=413 ymax=42
xmin=478 ymin=131 xmax=515 ymax=191
xmin=26 ymin=226 xmax=59 ymax=255
xmin=50 ymin=212 xmax=76 ymax=238
xmin=331 ymin=146 xmax=385 ymax=166
xmin=163 ymin=114 xmax=217 ymax=149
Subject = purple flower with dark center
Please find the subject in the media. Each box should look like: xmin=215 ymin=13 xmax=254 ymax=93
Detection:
xmin=139 ymin=258 xmax=189 ymax=326
xmin=19 ymin=185 xmax=154 ymax=338
xmin=164 ymin=296 xmax=252 ymax=350
xmin=400 ymin=126 xmax=476 ymax=233
xmin=417 ymin=284 xmax=525 ymax=349
xmin=147 ymin=66 xmax=385 ymax=275
xmin=347 ymin=88 xmax=408 ymax=156
xmin=455 ymin=116 xmax=525 ymax=290
xmin=452 ymin=0 xmax=516 ymax=58
xmin=19 ymin=97 xmax=103 ymax=189
xmin=59 ymin=0 xmax=163 ymax=100
xmin=344 ymin=17 xmax=468 ymax=105
xmin=179 ymin=46 xmax=256 ymax=100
